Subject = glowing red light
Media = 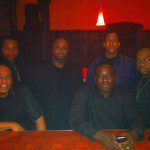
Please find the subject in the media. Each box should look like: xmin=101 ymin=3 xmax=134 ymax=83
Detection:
xmin=82 ymin=68 xmax=88 ymax=82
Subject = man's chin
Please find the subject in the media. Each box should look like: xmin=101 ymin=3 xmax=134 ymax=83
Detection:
xmin=140 ymin=70 xmax=148 ymax=75
xmin=53 ymin=56 xmax=67 ymax=63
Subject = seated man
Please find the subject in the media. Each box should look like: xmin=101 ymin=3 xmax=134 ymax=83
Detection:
xmin=132 ymin=47 xmax=150 ymax=128
xmin=0 ymin=65 xmax=46 ymax=131
xmin=24 ymin=38 xmax=83 ymax=130
xmin=70 ymin=63 xmax=143 ymax=150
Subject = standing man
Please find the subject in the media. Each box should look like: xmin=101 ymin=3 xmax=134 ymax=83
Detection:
xmin=0 ymin=65 xmax=46 ymax=131
xmin=86 ymin=32 xmax=138 ymax=88
xmin=70 ymin=63 xmax=143 ymax=150
xmin=133 ymin=47 xmax=150 ymax=128
xmin=0 ymin=36 xmax=24 ymax=84
xmin=25 ymin=38 xmax=83 ymax=130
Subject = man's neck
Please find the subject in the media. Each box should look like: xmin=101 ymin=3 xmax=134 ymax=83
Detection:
xmin=143 ymin=74 xmax=150 ymax=78
xmin=100 ymin=90 xmax=111 ymax=98
xmin=106 ymin=52 xmax=117 ymax=59
xmin=0 ymin=93 xmax=8 ymax=98
xmin=9 ymin=60 xmax=15 ymax=64
xmin=52 ymin=59 xmax=65 ymax=69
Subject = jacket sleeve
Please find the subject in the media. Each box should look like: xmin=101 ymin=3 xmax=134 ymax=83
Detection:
xmin=70 ymin=88 xmax=99 ymax=138
xmin=123 ymin=93 xmax=144 ymax=138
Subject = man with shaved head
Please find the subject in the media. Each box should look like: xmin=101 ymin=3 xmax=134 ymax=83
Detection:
xmin=70 ymin=63 xmax=143 ymax=150
xmin=132 ymin=47 xmax=150 ymax=128
xmin=25 ymin=38 xmax=82 ymax=129
xmin=0 ymin=65 xmax=46 ymax=131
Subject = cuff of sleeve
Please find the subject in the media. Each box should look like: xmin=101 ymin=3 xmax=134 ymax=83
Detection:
xmin=32 ymin=112 xmax=43 ymax=122
xmin=79 ymin=124 xmax=99 ymax=139
xmin=130 ymin=129 xmax=144 ymax=141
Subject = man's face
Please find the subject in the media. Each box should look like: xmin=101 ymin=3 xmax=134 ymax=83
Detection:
xmin=94 ymin=64 xmax=115 ymax=95
xmin=103 ymin=33 xmax=120 ymax=55
xmin=52 ymin=39 xmax=69 ymax=62
xmin=136 ymin=48 xmax=150 ymax=76
xmin=0 ymin=65 xmax=12 ymax=97
xmin=2 ymin=39 xmax=19 ymax=61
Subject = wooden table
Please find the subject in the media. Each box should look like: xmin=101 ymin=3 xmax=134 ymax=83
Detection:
xmin=0 ymin=130 xmax=149 ymax=150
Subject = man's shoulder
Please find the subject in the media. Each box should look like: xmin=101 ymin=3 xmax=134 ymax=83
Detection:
xmin=76 ymin=84 xmax=95 ymax=95
xmin=13 ymin=84 xmax=32 ymax=97
xmin=25 ymin=62 xmax=51 ymax=76
xmin=28 ymin=62 xmax=50 ymax=70
xmin=89 ymin=56 xmax=104 ymax=66
xmin=113 ymin=85 xmax=134 ymax=102
xmin=119 ymin=53 xmax=135 ymax=62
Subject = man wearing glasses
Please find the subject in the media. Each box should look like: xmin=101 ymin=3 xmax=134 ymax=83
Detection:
xmin=132 ymin=47 xmax=150 ymax=128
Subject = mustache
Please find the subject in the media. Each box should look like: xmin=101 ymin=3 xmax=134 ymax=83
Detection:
xmin=52 ymin=55 xmax=67 ymax=63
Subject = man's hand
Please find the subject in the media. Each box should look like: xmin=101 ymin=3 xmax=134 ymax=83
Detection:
xmin=118 ymin=132 xmax=137 ymax=150
xmin=0 ymin=122 xmax=25 ymax=131
xmin=11 ymin=122 xmax=25 ymax=131
xmin=94 ymin=130 xmax=120 ymax=149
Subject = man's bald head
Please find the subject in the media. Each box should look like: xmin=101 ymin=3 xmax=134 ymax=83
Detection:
xmin=136 ymin=47 xmax=150 ymax=76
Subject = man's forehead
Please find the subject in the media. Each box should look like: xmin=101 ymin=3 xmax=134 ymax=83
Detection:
xmin=95 ymin=65 xmax=114 ymax=73
xmin=0 ymin=66 xmax=11 ymax=74
xmin=137 ymin=48 xmax=150 ymax=57
xmin=106 ymin=33 xmax=118 ymax=38
xmin=54 ymin=39 xmax=68 ymax=45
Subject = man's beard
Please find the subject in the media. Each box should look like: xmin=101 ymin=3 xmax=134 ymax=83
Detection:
xmin=52 ymin=55 xmax=67 ymax=64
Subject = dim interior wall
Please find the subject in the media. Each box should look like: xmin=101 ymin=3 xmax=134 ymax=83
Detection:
xmin=16 ymin=0 xmax=37 ymax=31
xmin=16 ymin=30 xmax=150 ymax=67
xmin=16 ymin=0 xmax=150 ymax=31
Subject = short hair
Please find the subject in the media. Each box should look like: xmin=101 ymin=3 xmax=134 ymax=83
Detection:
xmin=102 ymin=30 xmax=120 ymax=42
xmin=0 ymin=63 xmax=12 ymax=74
xmin=0 ymin=35 xmax=19 ymax=50
xmin=94 ymin=62 xmax=115 ymax=76
xmin=137 ymin=47 xmax=150 ymax=53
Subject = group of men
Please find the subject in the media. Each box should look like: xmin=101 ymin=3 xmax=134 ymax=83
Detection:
xmin=0 ymin=31 xmax=149 ymax=149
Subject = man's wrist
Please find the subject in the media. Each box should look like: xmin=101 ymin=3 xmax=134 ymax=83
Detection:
xmin=93 ymin=130 xmax=106 ymax=141
xmin=128 ymin=131 xmax=138 ymax=141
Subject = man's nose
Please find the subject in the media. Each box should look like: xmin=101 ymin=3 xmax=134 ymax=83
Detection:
xmin=103 ymin=76 xmax=108 ymax=81
xmin=9 ymin=48 xmax=14 ymax=53
xmin=58 ymin=48 xmax=64 ymax=54
xmin=139 ymin=60 xmax=145 ymax=66
xmin=0 ymin=76 xmax=7 ymax=83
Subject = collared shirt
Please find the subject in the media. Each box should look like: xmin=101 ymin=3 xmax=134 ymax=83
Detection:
xmin=0 ymin=85 xmax=43 ymax=130
xmin=86 ymin=53 xmax=139 ymax=88
xmin=70 ymin=85 xmax=143 ymax=138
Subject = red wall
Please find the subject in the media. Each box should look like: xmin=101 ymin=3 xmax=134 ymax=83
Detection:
xmin=50 ymin=0 xmax=150 ymax=30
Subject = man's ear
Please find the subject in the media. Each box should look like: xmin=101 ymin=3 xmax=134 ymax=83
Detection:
xmin=118 ymin=42 xmax=121 ymax=48
xmin=103 ymin=42 xmax=106 ymax=48
xmin=114 ymin=75 xmax=116 ymax=82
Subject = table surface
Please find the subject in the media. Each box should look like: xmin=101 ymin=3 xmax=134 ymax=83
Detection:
xmin=0 ymin=130 xmax=149 ymax=150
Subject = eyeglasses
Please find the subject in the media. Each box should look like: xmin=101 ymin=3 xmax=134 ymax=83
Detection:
xmin=95 ymin=73 xmax=114 ymax=79
xmin=0 ymin=74 xmax=12 ymax=80
xmin=136 ymin=57 xmax=150 ymax=64
xmin=105 ymin=39 xmax=119 ymax=43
